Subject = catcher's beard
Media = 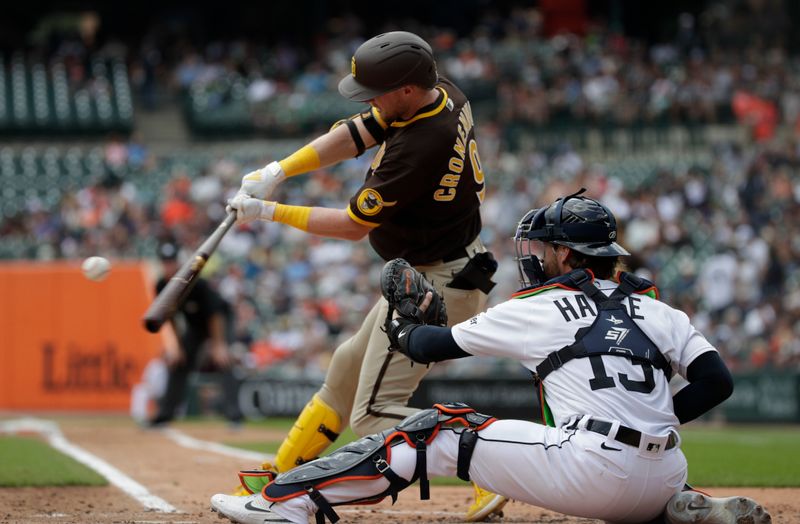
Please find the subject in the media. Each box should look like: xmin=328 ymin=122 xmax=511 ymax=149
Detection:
xmin=517 ymin=255 xmax=547 ymax=288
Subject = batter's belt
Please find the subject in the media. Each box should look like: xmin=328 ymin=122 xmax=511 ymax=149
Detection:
xmin=433 ymin=237 xmax=498 ymax=294
xmin=441 ymin=245 xmax=471 ymax=262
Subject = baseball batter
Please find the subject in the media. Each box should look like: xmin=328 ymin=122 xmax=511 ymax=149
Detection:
xmin=212 ymin=190 xmax=770 ymax=524
xmin=226 ymin=31 xmax=507 ymax=520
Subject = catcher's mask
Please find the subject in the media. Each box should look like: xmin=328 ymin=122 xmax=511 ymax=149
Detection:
xmin=514 ymin=188 xmax=629 ymax=288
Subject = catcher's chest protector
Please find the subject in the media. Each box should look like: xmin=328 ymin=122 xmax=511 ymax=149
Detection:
xmin=263 ymin=402 xmax=496 ymax=524
xmin=535 ymin=269 xmax=672 ymax=385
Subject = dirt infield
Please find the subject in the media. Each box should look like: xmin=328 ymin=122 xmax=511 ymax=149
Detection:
xmin=0 ymin=416 xmax=797 ymax=524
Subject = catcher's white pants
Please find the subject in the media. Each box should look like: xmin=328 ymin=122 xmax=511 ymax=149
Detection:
xmin=269 ymin=418 xmax=688 ymax=523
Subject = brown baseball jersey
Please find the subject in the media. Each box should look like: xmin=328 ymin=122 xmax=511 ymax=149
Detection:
xmin=347 ymin=77 xmax=485 ymax=266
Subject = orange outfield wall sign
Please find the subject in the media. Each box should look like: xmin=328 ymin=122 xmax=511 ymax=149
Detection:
xmin=0 ymin=261 xmax=163 ymax=410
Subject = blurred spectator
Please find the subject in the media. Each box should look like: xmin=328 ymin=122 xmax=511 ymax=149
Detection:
xmin=3 ymin=1 xmax=800 ymax=376
xmin=160 ymin=175 xmax=195 ymax=228
xmin=148 ymin=242 xmax=244 ymax=427
xmin=3 ymin=130 xmax=800 ymax=374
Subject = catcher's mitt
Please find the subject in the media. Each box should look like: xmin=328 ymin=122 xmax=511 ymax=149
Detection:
xmin=380 ymin=258 xmax=447 ymax=326
xmin=380 ymin=258 xmax=447 ymax=355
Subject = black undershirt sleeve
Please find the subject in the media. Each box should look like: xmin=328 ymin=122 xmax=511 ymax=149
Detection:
xmin=672 ymin=351 xmax=734 ymax=424
xmin=405 ymin=325 xmax=470 ymax=364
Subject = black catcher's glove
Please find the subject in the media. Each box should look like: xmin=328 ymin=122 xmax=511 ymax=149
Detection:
xmin=380 ymin=258 xmax=447 ymax=354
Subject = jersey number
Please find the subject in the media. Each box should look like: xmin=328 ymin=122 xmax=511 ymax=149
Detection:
xmin=434 ymin=138 xmax=485 ymax=203
xmin=588 ymin=355 xmax=655 ymax=393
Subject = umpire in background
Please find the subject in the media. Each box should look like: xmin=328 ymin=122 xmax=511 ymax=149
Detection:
xmin=148 ymin=242 xmax=244 ymax=427
xmin=226 ymin=31 xmax=505 ymax=520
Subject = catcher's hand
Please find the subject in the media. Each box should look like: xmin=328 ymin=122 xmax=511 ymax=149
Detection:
xmin=380 ymin=258 xmax=447 ymax=353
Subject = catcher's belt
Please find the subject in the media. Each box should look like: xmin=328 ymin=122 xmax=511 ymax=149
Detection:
xmin=565 ymin=417 xmax=678 ymax=450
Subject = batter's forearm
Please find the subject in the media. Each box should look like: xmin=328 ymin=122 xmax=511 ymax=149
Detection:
xmin=310 ymin=123 xmax=359 ymax=166
xmin=305 ymin=207 xmax=372 ymax=240
xmin=287 ymin=117 xmax=378 ymax=173
xmin=269 ymin=205 xmax=371 ymax=241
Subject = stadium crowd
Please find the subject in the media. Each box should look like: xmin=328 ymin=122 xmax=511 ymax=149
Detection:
xmin=163 ymin=7 xmax=799 ymax=137
xmin=2 ymin=0 xmax=799 ymax=378
xmin=2 ymin=129 xmax=799 ymax=377
xmin=12 ymin=2 xmax=797 ymax=136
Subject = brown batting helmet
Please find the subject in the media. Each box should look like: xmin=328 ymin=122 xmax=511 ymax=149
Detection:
xmin=338 ymin=31 xmax=438 ymax=102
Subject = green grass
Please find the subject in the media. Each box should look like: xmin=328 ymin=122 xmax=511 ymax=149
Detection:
xmin=680 ymin=425 xmax=800 ymax=486
xmin=0 ymin=436 xmax=107 ymax=487
xmin=228 ymin=419 xmax=800 ymax=487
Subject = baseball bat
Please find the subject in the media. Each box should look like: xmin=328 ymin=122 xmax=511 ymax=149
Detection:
xmin=142 ymin=211 xmax=237 ymax=333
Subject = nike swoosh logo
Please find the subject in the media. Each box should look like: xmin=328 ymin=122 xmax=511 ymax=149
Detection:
xmin=600 ymin=442 xmax=622 ymax=451
xmin=244 ymin=500 xmax=272 ymax=513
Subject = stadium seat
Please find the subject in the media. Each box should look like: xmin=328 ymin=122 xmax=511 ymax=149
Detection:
xmin=10 ymin=53 xmax=31 ymax=129
xmin=0 ymin=55 xmax=8 ymax=127
xmin=0 ymin=55 xmax=133 ymax=135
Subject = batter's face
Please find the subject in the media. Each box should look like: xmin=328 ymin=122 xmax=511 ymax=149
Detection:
xmin=367 ymin=87 xmax=413 ymax=120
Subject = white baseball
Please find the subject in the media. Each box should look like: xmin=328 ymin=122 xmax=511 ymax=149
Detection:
xmin=81 ymin=256 xmax=111 ymax=282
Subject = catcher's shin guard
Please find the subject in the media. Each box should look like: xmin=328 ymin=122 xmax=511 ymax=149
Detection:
xmin=263 ymin=402 xmax=496 ymax=524
xmin=274 ymin=393 xmax=342 ymax=473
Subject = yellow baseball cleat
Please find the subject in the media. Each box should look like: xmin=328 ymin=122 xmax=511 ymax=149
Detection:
xmin=230 ymin=484 xmax=249 ymax=497
xmin=465 ymin=483 xmax=508 ymax=522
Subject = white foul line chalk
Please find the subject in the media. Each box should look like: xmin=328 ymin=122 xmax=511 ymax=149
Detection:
xmin=162 ymin=428 xmax=273 ymax=463
xmin=0 ymin=417 xmax=178 ymax=513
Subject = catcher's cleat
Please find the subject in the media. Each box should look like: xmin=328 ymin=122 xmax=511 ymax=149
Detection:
xmin=666 ymin=491 xmax=771 ymax=524
xmin=465 ymin=483 xmax=508 ymax=522
xmin=211 ymin=493 xmax=291 ymax=523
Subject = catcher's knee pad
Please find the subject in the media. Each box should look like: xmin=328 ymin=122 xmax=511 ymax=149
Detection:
xmin=263 ymin=402 xmax=496 ymax=524
xmin=274 ymin=393 xmax=342 ymax=473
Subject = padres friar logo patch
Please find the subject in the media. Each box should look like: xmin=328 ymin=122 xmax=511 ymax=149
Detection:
xmin=356 ymin=188 xmax=396 ymax=216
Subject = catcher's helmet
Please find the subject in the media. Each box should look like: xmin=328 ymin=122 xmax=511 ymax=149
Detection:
xmin=515 ymin=188 xmax=629 ymax=287
xmin=338 ymin=31 xmax=438 ymax=102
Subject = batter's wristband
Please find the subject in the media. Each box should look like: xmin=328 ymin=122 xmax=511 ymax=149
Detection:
xmin=278 ymin=145 xmax=320 ymax=177
xmin=273 ymin=203 xmax=312 ymax=231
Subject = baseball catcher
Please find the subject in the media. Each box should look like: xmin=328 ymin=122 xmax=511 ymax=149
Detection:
xmin=212 ymin=190 xmax=770 ymax=524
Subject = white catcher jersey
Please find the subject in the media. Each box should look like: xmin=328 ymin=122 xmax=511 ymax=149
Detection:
xmin=451 ymin=278 xmax=717 ymax=435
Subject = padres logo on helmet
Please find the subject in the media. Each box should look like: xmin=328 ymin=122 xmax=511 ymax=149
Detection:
xmin=356 ymin=188 xmax=395 ymax=216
